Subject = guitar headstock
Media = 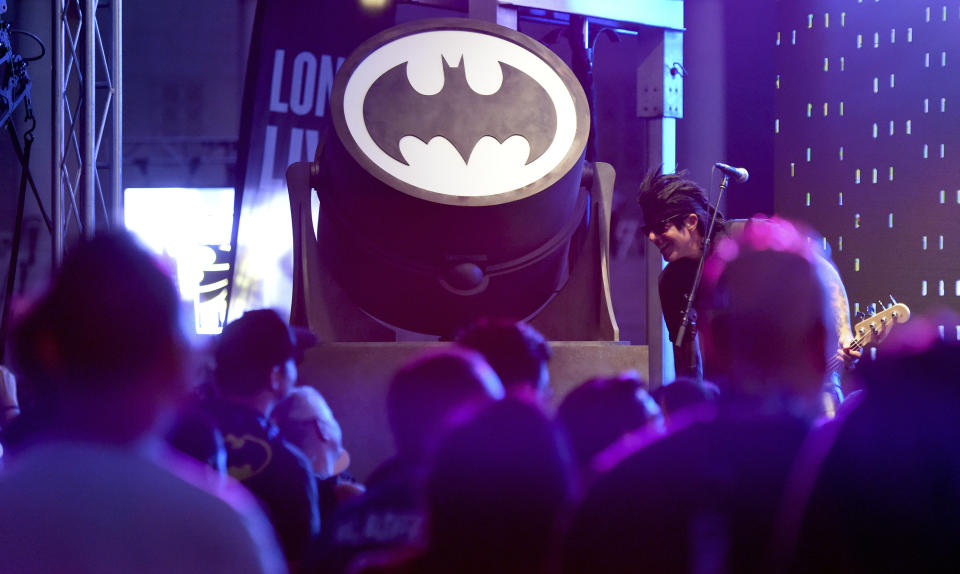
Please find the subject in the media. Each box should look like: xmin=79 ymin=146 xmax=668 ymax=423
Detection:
xmin=853 ymin=302 xmax=911 ymax=347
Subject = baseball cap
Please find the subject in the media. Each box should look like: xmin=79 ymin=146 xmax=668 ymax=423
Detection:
xmin=216 ymin=309 xmax=317 ymax=374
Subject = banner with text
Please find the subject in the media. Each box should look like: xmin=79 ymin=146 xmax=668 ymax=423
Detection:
xmin=230 ymin=0 xmax=394 ymax=321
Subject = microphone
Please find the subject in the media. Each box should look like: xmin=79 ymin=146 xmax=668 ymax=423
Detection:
xmin=714 ymin=162 xmax=749 ymax=183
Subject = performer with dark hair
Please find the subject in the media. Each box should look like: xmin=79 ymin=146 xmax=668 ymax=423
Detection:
xmin=637 ymin=168 xmax=858 ymax=408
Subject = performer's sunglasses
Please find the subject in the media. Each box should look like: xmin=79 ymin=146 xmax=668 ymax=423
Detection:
xmin=641 ymin=213 xmax=686 ymax=236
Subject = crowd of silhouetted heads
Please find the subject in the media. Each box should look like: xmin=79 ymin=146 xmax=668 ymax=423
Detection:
xmin=1 ymin=227 xmax=959 ymax=574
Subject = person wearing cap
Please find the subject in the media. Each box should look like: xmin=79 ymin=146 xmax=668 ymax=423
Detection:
xmin=203 ymin=308 xmax=321 ymax=567
xmin=270 ymin=386 xmax=364 ymax=532
xmin=637 ymin=168 xmax=858 ymax=410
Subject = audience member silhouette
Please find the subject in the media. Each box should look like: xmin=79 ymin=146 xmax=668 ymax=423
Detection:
xmin=455 ymin=318 xmax=552 ymax=405
xmin=271 ymin=386 xmax=365 ymax=531
xmin=312 ymin=347 xmax=504 ymax=574
xmin=555 ymin=373 xmax=662 ymax=476
xmin=653 ymin=376 xmax=721 ymax=423
xmin=203 ymin=308 xmax=321 ymax=565
xmin=356 ymin=399 xmax=575 ymax=574
xmin=780 ymin=313 xmax=960 ymax=573
xmin=564 ymin=218 xmax=836 ymax=574
xmin=0 ymin=233 xmax=285 ymax=573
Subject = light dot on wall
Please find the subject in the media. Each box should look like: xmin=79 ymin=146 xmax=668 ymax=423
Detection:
xmin=857 ymin=34 xmax=863 ymax=48
xmin=807 ymin=103 xmax=813 ymax=117
xmin=956 ymin=281 xmax=960 ymax=297
xmin=873 ymin=78 xmax=879 ymax=93
xmin=855 ymin=168 xmax=861 ymax=183
xmin=806 ymin=147 xmax=812 ymax=162
xmin=872 ymin=168 xmax=878 ymax=184
xmin=924 ymin=98 xmax=930 ymax=113
xmin=924 ymin=144 xmax=929 ymax=158
xmin=808 ymin=14 xmax=814 ymax=28
xmin=825 ymin=13 xmax=830 ymax=27
xmin=872 ymin=123 xmax=879 ymax=138
xmin=775 ymin=119 xmax=780 ymax=133
xmin=839 ymin=191 xmax=844 ymax=205
xmin=841 ymin=12 xmax=846 ymax=27
xmin=839 ymin=146 xmax=844 ymax=160
xmin=940 ymin=235 xmax=945 ymax=250
xmin=943 ymin=52 xmax=948 ymax=67
xmin=888 ymin=213 xmax=894 ymax=228
xmin=925 ymin=52 xmax=931 ymax=67
xmin=889 ymin=166 xmax=894 ymax=181
xmin=790 ymin=162 xmax=796 ymax=177
xmin=941 ymin=189 xmax=946 ymax=203
xmin=855 ymin=258 xmax=861 ymax=272
xmin=891 ymin=28 xmax=896 ymax=43
xmin=840 ymin=101 xmax=845 ymax=116
xmin=806 ymin=192 xmax=811 ymax=206
xmin=926 ymin=7 xmax=932 ymax=22
xmin=923 ymin=236 xmax=929 ymax=250
xmin=890 ymin=74 xmax=896 ymax=88
xmin=941 ymin=144 xmax=946 ymax=158
xmin=906 ymin=119 xmax=912 ymax=134
xmin=923 ymin=280 xmax=929 ymax=296
xmin=942 ymin=98 xmax=947 ymax=112
xmin=940 ymin=280 xmax=946 ymax=296
xmin=855 ymin=213 xmax=861 ymax=228
xmin=873 ymin=32 xmax=880 ymax=48
xmin=889 ymin=121 xmax=895 ymax=135
xmin=792 ymin=30 xmax=797 ymax=45
xmin=838 ymin=236 xmax=843 ymax=251
xmin=776 ymin=31 xmax=781 ymax=46
xmin=824 ymin=58 xmax=829 ymax=71
xmin=908 ymin=27 xmax=914 ymax=42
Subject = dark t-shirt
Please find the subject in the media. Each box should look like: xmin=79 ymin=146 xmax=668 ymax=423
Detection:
xmin=309 ymin=456 xmax=426 ymax=574
xmin=659 ymin=257 xmax=702 ymax=380
xmin=203 ymin=398 xmax=320 ymax=563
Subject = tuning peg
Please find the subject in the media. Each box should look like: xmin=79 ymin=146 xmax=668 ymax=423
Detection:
xmin=889 ymin=294 xmax=898 ymax=305
xmin=877 ymin=299 xmax=887 ymax=311
xmin=867 ymin=303 xmax=877 ymax=316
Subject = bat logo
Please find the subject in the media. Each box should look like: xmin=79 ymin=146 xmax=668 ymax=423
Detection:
xmin=362 ymin=56 xmax=557 ymax=166
xmin=332 ymin=18 xmax=589 ymax=203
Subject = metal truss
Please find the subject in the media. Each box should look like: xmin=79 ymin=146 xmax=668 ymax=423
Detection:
xmin=52 ymin=0 xmax=121 ymax=265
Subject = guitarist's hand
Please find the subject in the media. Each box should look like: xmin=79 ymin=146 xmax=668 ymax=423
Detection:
xmin=836 ymin=337 xmax=861 ymax=370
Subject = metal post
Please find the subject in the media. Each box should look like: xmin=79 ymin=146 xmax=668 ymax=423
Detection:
xmin=111 ymin=0 xmax=122 ymax=225
xmin=637 ymin=27 xmax=684 ymax=388
xmin=53 ymin=0 xmax=64 ymax=266
xmin=82 ymin=0 xmax=96 ymax=238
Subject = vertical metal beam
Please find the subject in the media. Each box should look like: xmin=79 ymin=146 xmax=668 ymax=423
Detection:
xmin=82 ymin=0 xmax=96 ymax=238
xmin=645 ymin=119 xmax=677 ymax=388
xmin=52 ymin=1 xmax=65 ymax=266
xmin=638 ymin=28 xmax=683 ymax=388
xmin=111 ymin=0 xmax=123 ymax=225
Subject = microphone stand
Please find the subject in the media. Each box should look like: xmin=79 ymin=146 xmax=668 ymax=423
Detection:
xmin=674 ymin=173 xmax=729 ymax=376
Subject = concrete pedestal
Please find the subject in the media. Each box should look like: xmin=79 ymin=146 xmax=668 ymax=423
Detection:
xmin=299 ymin=341 xmax=649 ymax=480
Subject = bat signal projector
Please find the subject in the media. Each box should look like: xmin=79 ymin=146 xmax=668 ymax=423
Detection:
xmin=315 ymin=18 xmax=591 ymax=336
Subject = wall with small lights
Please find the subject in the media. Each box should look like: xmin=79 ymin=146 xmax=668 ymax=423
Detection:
xmin=775 ymin=1 xmax=960 ymax=339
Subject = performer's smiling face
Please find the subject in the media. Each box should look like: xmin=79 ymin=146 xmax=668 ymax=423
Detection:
xmin=646 ymin=213 xmax=702 ymax=262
